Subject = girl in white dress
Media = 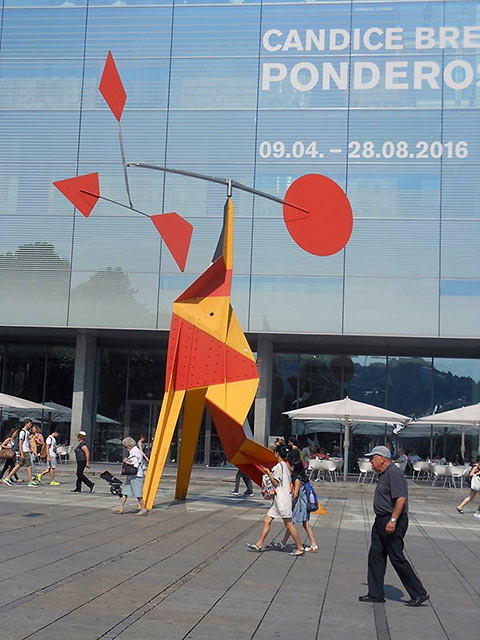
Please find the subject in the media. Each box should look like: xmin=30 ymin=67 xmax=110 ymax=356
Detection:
xmin=246 ymin=445 xmax=305 ymax=556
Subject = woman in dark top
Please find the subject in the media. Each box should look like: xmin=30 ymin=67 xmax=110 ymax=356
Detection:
xmin=71 ymin=431 xmax=95 ymax=493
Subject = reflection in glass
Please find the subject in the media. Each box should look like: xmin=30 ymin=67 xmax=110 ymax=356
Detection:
xmin=387 ymin=356 xmax=433 ymax=418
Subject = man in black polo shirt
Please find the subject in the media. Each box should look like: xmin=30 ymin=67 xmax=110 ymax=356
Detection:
xmin=358 ymin=446 xmax=429 ymax=607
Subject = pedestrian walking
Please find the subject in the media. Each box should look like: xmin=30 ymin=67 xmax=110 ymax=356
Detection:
xmin=358 ymin=446 xmax=429 ymax=607
xmin=112 ymin=437 xmax=148 ymax=515
xmin=71 ymin=431 xmax=95 ymax=493
xmin=0 ymin=428 xmax=19 ymax=482
xmin=274 ymin=451 xmax=318 ymax=552
xmin=231 ymin=469 xmax=254 ymax=496
xmin=246 ymin=444 xmax=305 ymax=556
xmin=37 ymin=430 xmax=61 ymax=486
xmin=456 ymin=455 xmax=480 ymax=516
xmin=2 ymin=420 xmax=38 ymax=486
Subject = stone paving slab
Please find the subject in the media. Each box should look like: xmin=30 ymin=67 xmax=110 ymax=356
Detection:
xmin=1 ymin=472 xmax=480 ymax=639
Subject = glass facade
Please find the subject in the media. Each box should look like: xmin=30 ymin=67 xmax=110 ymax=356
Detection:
xmin=274 ymin=353 xmax=480 ymax=463
xmin=0 ymin=0 xmax=478 ymax=337
xmin=0 ymin=344 xmax=75 ymax=442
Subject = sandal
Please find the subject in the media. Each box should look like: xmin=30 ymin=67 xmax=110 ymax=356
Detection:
xmin=112 ymin=508 xmax=124 ymax=514
xmin=456 ymin=507 xmax=464 ymax=514
xmin=289 ymin=549 xmax=306 ymax=557
xmin=270 ymin=542 xmax=286 ymax=551
xmin=304 ymin=545 xmax=318 ymax=553
xmin=246 ymin=543 xmax=264 ymax=553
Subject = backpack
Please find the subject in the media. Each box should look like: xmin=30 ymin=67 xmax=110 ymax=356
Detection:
xmin=304 ymin=480 xmax=319 ymax=512
xmin=261 ymin=474 xmax=276 ymax=500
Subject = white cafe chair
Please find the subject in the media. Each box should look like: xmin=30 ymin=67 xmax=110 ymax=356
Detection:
xmin=450 ymin=465 xmax=470 ymax=489
xmin=322 ymin=459 xmax=338 ymax=482
xmin=412 ymin=460 xmax=429 ymax=481
xmin=431 ymin=464 xmax=453 ymax=488
xmin=358 ymin=458 xmax=375 ymax=484
xmin=57 ymin=445 xmax=72 ymax=464
xmin=308 ymin=458 xmax=324 ymax=482
xmin=394 ymin=460 xmax=407 ymax=473
xmin=331 ymin=457 xmax=344 ymax=481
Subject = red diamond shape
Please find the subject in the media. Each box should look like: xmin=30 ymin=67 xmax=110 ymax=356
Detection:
xmin=99 ymin=51 xmax=126 ymax=121
xmin=151 ymin=213 xmax=193 ymax=272
xmin=53 ymin=173 xmax=100 ymax=218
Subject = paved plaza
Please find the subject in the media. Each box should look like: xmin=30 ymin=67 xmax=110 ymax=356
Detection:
xmin=1 ymin=465 xmax=479 ymax=640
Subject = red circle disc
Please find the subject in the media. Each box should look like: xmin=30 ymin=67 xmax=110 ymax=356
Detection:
xmin=283 ymin=174 xmax=353 ymax=256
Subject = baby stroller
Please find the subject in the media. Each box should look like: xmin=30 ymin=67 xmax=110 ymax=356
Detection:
xmin=100 ymin=470 xmax=123 ymax=497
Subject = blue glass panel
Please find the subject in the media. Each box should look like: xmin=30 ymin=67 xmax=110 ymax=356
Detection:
xmin=83 ymin=59 xmax=170 ymax=110
xmin=442 ymin=165 xmax=480 ymax=220
xmin=172 ymin=5 xmax=261 ymax=57
xmin=349 ymin=55 xmax=443 ymax=110
xmin=85 ymin=7 xmax=173 ymax=59
xmin=0 ymin=111 xmax=80 ymax=162
xmin=346 ymin=219 xmax=439 ymax=277
xmin=0 ymin=60 xmax=83 ymax=110
xmin=2 ymin=7 xmax=87 ymax=58
xmin=256 ymin=110 xmax=348 ymax=166
xmin=348 ymin=109 xmax=442 ymax=165
xmin=79 ymin=110 xmax=167 ymax=163
xmin=440 ymin=280 xmax=480 ymax=337
xmin=344 ymin=276 xmax=439 ymax=335
xmin=169 ymin=58 xmax=258 ymax=109
xmin=159 ymin=216 xmax=252 ymax=275
xmin=72 ymin=215 xmax=161 ymax=273
xmin=252 ymin=218 xmax=344 ymax=276
xmin=0 ymin=162 xmax=77 ymax=217
xmin=166 ymin=111 xmax=256 ymax=164
xmin=249 ymin=275 xmax=343 ymax=332
xmin=348 ymin=165 xmax=440 ymax=218
xmin=443 ymin=110 xmax=480 ymax=164
xmin=443 ymin=54 xmax=480 ymax=109
xmin=351 ymin=2 xmax=443 ymax=55
xmin=0 ymin=269 xmax=69 ymax=326
xmin=261 ymin=2 xmax=351 ymax=58
xmin=0 ymin=216 xmax=73 ymax=265
xmin=5 ymin=1 xmax=86 ymax=5
xmin=441 ymin=221 xmax=480 ymax=279
xmin=69 ymin=270 xmax=158 ymax=328
xmin=259 ymin=55 xmax=349 ymax=110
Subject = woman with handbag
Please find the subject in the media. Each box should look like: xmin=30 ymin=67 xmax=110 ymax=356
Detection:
xmin=246 ymin=445 xmax=305 ymax=556
xmin=71 ymin=431 xmax=95 ymax=494
xmin=456 ymin=456 xmax=480 ymax=514
xmin=113 ymin=437 xmax=148 ymax=516
xmin=0 ymin=428 xmax=19 ymax=481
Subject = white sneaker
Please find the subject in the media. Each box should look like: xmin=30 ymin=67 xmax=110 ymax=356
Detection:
xmin=473 ymin=512 xmax=480 ymax=519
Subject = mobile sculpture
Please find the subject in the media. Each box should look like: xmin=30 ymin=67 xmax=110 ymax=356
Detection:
xmin=53 ymin=52 xmax=353 ymax=509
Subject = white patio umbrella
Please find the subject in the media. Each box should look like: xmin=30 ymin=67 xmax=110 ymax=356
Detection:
xmin=43 ymin=402 xmax=119 ymax=425
xmin=410 ymin=403 xmax=480 ymax=459
xmin=284 ymin=396 xmax=411 ymax=481
xmin=0 ymin=393 xmax=53 ymax=430
xmin=0 ymin=393 xmax=53 ymax=412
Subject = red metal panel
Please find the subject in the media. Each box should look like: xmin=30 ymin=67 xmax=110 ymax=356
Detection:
xmin=150 ymin=212 xmax=193 ymax=272
xmin=53 ymin=173 xmax=100 ymax=218
xmin=176 ymin=257 xmax=231 ymax=302
xmin=99 ymin=51 xmax=127 ymax=122
xmin=283 ymin=173 xmax=353 ymax=256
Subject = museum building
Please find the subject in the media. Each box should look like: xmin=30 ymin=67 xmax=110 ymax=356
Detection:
xmin=0 ymin=0 xmax=479 ymax=466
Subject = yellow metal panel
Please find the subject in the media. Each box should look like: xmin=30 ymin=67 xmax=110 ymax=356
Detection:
xmin=206 ymin=378 xmax=258 ymax=427
xmin=222 ymin=197 xmax=234 ymax=270
xmin=143 ymin=386 xmax=185 ymax=509
xmin=172 ymin=296 xmax=230 ymax=343
xmin=226 ymin=306 xmax=256 ymax=361
xmin=175 ymin=387 xmax=207 ymax=500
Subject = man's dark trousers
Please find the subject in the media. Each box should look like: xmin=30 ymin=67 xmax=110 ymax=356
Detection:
xmin=368 ymin=513 xmax=426 ymax=599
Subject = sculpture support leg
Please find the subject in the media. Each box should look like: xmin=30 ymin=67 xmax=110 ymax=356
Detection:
xmin=175 ymin=387 xmax=207 ymax=500
xmin=143 ymin=386 xmax=185 ymax=509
